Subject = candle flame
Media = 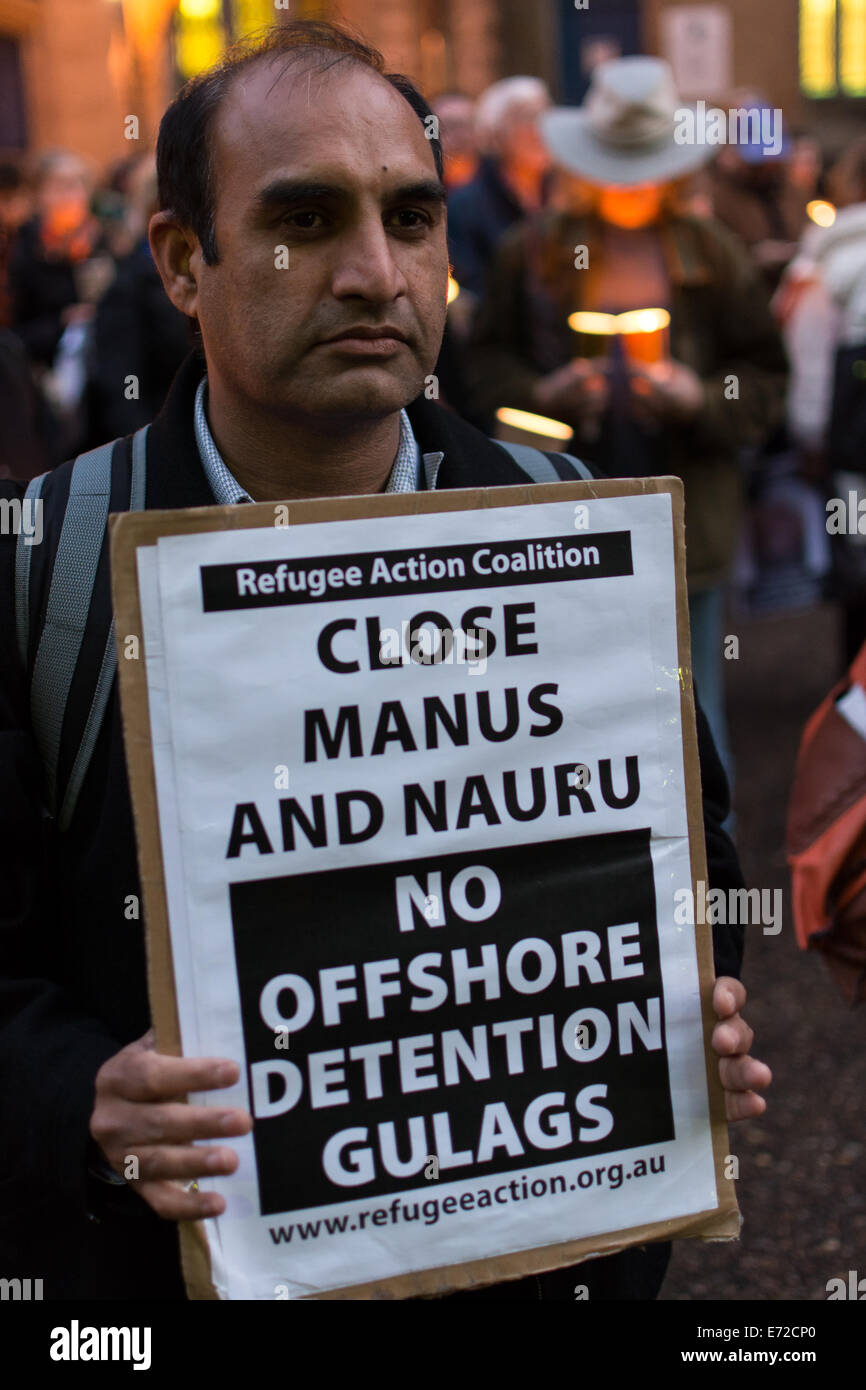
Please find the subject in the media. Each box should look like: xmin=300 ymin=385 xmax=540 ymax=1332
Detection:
xmin=568 ymin=311 xmax=618 ymax=336
xmin=615 ymin=307 xmax=671 ymax=335
xmin=569 ymin=308 xmax=671 ymax=335
xmin=806 ymin=200 xmax=836 ymax=228
xmin=496 ymin=408 xmax=573 ymax=441
xmin=447 ymin=276 xmax=461 ymax=304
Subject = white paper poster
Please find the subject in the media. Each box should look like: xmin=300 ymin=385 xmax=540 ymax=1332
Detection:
xmin=661 ymin=4 xmax=733 ymax=100
xmin=134 ymin=492 xmax=720 ymax=1299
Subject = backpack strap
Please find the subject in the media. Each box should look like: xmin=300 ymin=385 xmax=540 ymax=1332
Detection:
xmin=16 ymin=425 xmax=148 ymax=829
xmin=28 ymin=438 xmax=117 ymax=820
xmin=495 ymin=439 xmax=594 ymax=482
xmin=14 ymin=470 xmax=49 ymax=670
xmin=60 ymin=425 xmax=148 ymax=830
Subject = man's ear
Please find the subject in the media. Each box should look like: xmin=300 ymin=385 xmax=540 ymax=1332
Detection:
xmin=148 ymin=211 xmax=201 ymax=319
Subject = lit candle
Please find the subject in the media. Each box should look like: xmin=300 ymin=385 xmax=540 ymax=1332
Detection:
xmin=568 ymin=307 xmax=671 ymax=365
xmin=495 ymin=407 xmax=574 ymax=450
xmin=616 ymin=307 xmax=671 ymax=366
xmin=806 ymin=200 xmax=837 ymax=228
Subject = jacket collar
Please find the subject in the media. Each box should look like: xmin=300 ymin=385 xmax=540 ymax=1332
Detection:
xmin=144 ymin=349 xmax=215 ymax=509
xmin=406 ymin=393 xmax=535 ymax=488
xmin=144 ymin=349 xmax=534 ymax=505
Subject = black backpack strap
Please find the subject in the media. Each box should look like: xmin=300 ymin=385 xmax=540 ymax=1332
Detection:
xmin=494 ymin=439 xmax=594 ymax=482
xmin=61 ymin=425 xmax=148 ymax=829
xmin=14 ymin=425 xmax=149 ymax=829
xmin=14 ymin=470 xmax=49 ymax=670
xmin=28 ymin=439 xmax=117 ymax=819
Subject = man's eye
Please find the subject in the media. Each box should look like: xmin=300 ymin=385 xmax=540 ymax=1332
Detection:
xmin=283 ymin=210 xmax=325 ymax=229
xmin=389 ymin=209 xmax=432 ymax=230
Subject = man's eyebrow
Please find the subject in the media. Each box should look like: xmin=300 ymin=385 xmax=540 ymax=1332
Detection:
xmin=388 ymin=180 xmax=448 ymax=207
xmin=253 ymin=177 xmax=448 ymax=211
xmin=254 ymin=180 xmax=346 ymax=211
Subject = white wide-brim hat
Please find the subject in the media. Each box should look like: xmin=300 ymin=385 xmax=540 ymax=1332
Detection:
xmin=541 ymin=56 xmax=713 ymax=187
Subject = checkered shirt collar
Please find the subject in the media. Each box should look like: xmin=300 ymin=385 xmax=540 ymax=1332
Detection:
xmin=193 ymin=375 xmax=431 ymax=503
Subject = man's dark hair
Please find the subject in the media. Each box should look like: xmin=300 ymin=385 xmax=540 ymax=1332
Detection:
xmin=156 ymin=20 xmax=444 ymax=265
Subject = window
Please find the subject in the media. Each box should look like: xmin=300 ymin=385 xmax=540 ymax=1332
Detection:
xmin=173 ymin=0 xmax=227 ymax=82
xmin=800 ymin=0 xmax=866 ymax=98
xmin=0 ymin=36 xmax=27 ymax=149
xmin=172 ymin=0 xmax=327 ymax=82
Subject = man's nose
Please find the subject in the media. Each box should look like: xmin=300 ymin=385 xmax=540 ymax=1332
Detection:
xmin=330 ymin=216 xmax=406 ymax=302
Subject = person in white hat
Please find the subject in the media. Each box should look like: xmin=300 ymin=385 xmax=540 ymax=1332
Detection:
xmin=533 ymin=57 xmax=722 ymax=444
xmin=466 ymin=56 xmax=788 ymax=793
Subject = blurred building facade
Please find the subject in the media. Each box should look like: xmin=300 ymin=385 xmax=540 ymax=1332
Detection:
xmin=0 ymin=0 xmax=543 ymax=166
xmin=612 ymin=2 xmax=866 ymax=151
xmin=0 ymin=1 xmax=865 ymax=169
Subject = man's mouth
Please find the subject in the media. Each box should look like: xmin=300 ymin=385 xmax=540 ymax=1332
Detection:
xmin=320 ymin=326 xmax=409 ymax=355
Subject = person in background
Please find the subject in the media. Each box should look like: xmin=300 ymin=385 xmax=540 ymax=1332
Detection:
xmin=87 ymin=155 xmax=192 ymax=442
xmin=430 ymin=92 xmax=479 ymax=192
xmin=8 ymin=150 xmax=105 ymax=370
xmin=708 ymin=93 xmax=804 ymax=291
xmin=92 ymin=153 xmax=147 ymax=259
xmin=447 ymin=76 xmax=551 ymax=299
xmin=787 ymin=134 xmax=823 ymax=206
xmin=775 ymin=137 xmax=866 ymax=666
xmin=0 ymin=161 xmax=32 ymax=329
xmin=465 ymin=58 xmax=789 ymax=794
xmin=432 ymin=87 xmax=509 ymax=431
xmin=0 ymin=330 xmax=62 ymax=480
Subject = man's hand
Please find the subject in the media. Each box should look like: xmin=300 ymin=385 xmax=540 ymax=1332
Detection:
xmin=628 ymin=360 xmax=705 ymax=426
xmin=712 ymin=977 xmax=772 ymax=1122
xmin=532 ymin=358 xmax=610 ymax=430
xmin=90 ymin=1030 xmax=252 ymax=1221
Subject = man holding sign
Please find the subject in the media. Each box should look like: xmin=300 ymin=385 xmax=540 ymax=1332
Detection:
xmin=0 ymin=22 xmax=768 ymax=1301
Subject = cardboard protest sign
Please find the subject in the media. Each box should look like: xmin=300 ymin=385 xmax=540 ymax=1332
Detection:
xmin=110 ymin=477 xmax=740 ymax=1301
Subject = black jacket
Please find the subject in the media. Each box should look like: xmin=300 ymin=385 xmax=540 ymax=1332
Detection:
xmin=0 ymin=351 xmax=745 ymax=1300
xmin=86 ymin=238 xmax=192 ymax=444
xmin=8 ymin=218 xmax=87 ymax=368
xmin=446 ymin=157 xmax=527 ymax=299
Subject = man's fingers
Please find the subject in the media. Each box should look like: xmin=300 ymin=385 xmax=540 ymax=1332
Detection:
xmin=725 ymin=1089 xmax=768 ymax=1123
xmin=719 ymin=1054 xmax=772 ymax=1093
xmin=99 ymin=1099 xmax=252 ymax=1148
xmin=104 ymin=1051 xmax=241 ymax=1104
xmin=145 ymin=1102 xmax=252 ymax=1145
xmin=137 ymin=1179 xmax=226 ymax=1222
xmin=712 ymin=1014 xmax=754 ymax=1056
xmin=714 ymin=975 xmax=747 ymax=1017
xmin=126 ymin=1143 xmax=241 ymax=1183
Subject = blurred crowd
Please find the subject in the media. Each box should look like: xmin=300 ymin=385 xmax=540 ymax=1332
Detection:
xmin=4 ymin=58 xmax=866 ymax=790
xmin=0 ymin=148 xmax=191 ymax=480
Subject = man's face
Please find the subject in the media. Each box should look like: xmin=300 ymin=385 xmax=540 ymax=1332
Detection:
xmin=597 ymin=182 xmax=665 ymax=230
xmin=192 ymin=60 xmax=449 ymax=422
xmin=39 ymin=160 xmax=90 ymax=223
xmin=433 ymin=96 xmax=477 ymax=159
xmin=501 ymin=97 xmax=551 ymax=178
